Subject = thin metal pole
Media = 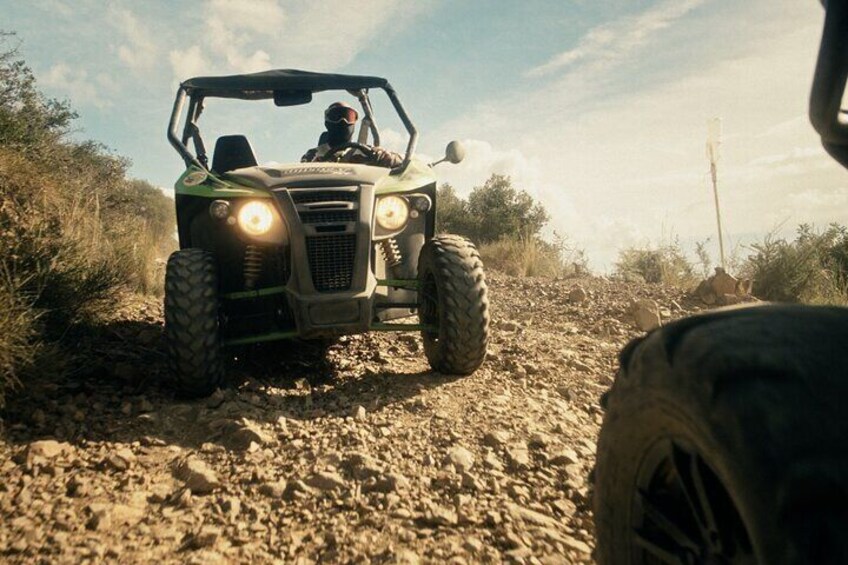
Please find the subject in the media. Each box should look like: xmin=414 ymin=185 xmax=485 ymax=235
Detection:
xmin=710 ymin=161 xmax=726 ymax=270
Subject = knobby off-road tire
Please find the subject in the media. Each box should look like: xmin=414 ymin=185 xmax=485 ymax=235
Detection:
xmin=594 ymin=304 xmax=848 ymax=565
xmin=164 ymin=249 xmax=224 ymax=398
xmin=417 ymin=235 xmax=489 ymax=374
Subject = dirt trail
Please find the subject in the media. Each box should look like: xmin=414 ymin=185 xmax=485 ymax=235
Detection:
xmin=0 ymin=274 xmax=703 ymax=564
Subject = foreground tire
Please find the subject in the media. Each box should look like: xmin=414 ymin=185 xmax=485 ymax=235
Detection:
xmin=164 ymin=249 xmax=223 ymax=397
xmin=594 ymin=304 xmax=848 ymax=565
xmin=417 ymin=235 xmax=489 ymax=374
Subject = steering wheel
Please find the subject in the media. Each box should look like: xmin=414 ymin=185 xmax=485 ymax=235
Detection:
xmin=324 ymin=142 xmax=376 ymax=160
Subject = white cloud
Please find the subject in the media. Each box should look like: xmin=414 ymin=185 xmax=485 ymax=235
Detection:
xmin=110 ymin=6 xmax=159 ymax=73
xmin=203 ymin=0 xmax=285 ymax=73
xmin=169 ymin=45 xmax=210 ymax=83
xmin=40 ymin=63 xmax=112 ymax=108
xmin=527 ymin=0 xmax=707 ymax=77
xmin=168 ymin=0 xmax=435 ymax=80
xmin=377 ymin=128 xmax=408 ymax=153
xmin=431 ymin=7 xmax=846 ymax=270
xmin=32 ymin=0 xmax=73 ymax=17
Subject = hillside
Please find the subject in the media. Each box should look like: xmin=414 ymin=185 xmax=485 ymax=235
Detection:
xmin=0 ymin=273 xmax=705 ymax=563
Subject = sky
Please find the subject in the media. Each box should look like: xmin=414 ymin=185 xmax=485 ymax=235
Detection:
xmin=4 ymin=0 xmax=847 ymax=270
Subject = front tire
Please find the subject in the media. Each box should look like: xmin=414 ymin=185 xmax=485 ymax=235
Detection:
xmin=417 ymin=235 xmax=489 ymax=374
xmin=164 ymin=249 xmax=224 ymax=397
xmin=594 ymin=304 xmax=848 ymax=564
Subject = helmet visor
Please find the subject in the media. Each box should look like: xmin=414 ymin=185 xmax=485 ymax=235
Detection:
xmin=325 ymin=105 xmax=359 ymax=125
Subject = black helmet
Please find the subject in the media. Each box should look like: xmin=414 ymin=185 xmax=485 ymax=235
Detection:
xmin=324 ymin=102 xmax=358 ymax=147
xmin=324 ymin=101 xmax=359 ymax=125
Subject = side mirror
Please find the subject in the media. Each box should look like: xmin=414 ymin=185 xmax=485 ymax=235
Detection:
xmin=445 ymin=140 xmax=466 ymax=164
xmin=430 ymin=140 xmax=466 ymax=167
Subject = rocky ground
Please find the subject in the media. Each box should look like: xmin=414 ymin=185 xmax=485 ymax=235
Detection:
xmin=0 ymin=274 xmax=707 ymax=564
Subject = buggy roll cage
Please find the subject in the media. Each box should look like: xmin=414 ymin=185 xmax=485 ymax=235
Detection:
xmin=811 ymin=0 xmax=848 ymax=168
xmin=167 ymin=69 xmax=419 ymax=174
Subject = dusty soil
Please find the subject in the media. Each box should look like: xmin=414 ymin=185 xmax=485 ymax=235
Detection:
xmin=0 ymin=274 xmax=704 ymax=564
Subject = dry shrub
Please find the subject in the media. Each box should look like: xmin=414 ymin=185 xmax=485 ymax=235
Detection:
xmin=0 ymin=37 xmax=175 ymax=403
xmin=743 ymin=224 xmax=848 ymax=305
xmin=478 ymin=235 xmax=586 ymax=278
xmin=0 ymin=274 xmax=37 ymax=404
xmin=614 ymin=239 xmax=697 ymax=288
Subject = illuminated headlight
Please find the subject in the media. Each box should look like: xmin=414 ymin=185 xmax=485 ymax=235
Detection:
xmin=375 ymin=196 xmax=409 ymax=231
xmin=237 ymin=201 xmax=274 ymax=236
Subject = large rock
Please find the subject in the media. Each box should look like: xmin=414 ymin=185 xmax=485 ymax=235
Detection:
xmin=421 ymin=506 xmax=458 ymax=527
xmin=86 ymin=503 xmax=144 ymax=531
xmin=482 ymin=430 xmax=511 ymax=449
xmin=506 ymin=444 xmax=531 ymax=471
xmin=258 ymin=481 xmax=287 ymax=499
xmin=306 ymin=471 xmax=346 ymax=492
xmin=506 ymin=503 xmax=558 ymax=528
xmin=711 ymin=268 xmax=738 ymax=296
xmin=362 ymin=472 xmax=410 ymax=494
xmin=549 ymin=447 xmax=579 ymax=467
xmin=342 ymin=452 xmax=383 ymax=480
xmin=444 ymin=445 xmax=475 ymax=471
xmin=221 ymin=419 xmax=275 ymax=451
xmin=632 ymin=299 xmax=661 ymax=331
xmin=696 ymin=267 xmax=755 ymax=306
xmin=174 ymin=458 xmax=220 ymax=495
xmin=568 ymin=286 xmax=588 ymax=304
xmin=27 ymin=440 xmax=73 ymax=460
xmin=105 ymin=447 xmax=136 ymax=471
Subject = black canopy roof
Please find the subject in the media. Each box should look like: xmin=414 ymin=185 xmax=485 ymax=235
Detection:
xmin=181 ymin=69 xmax=391 ymax=99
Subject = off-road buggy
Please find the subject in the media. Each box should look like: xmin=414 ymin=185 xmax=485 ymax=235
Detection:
xmin=593 ymin=3 xmax=848 ymax=563
xmin=165 ymin=70 xmax=489 ymax=397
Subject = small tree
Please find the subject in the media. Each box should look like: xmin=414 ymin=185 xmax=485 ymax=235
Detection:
xmin=435 ymin=183 xmax=473 ymax=236
xmin=466 ymin=174 xmax=549 ymax=244
xmin=437 ymin=174 xmax=549 ymax=244
xmin=0 ymin=33 xmax=76 ymax=149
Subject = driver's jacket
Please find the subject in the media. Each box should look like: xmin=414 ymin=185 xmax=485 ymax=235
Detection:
xmin=301 ymin=143 xmax=403 ymax=168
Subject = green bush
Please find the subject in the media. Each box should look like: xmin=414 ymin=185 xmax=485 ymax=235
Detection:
xmin=743 ymin=224 xmax=848 ymax=305
xmin=0 ymin=35 xmax=175 ymax=405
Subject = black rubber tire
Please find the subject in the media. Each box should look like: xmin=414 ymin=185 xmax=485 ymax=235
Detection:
xmin=164 ymin=248 xmax=224 ymax=398
xmin=594 ymin=304 xmax=848 ymax=565
xmin=417 ymin=235 xmax=489 ymax=374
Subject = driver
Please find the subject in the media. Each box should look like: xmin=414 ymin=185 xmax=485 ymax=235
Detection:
xmin=301 ymin=102 xmax=403 ymax=168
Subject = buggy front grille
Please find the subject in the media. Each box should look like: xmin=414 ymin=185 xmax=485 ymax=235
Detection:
xmin=300 ymin=210 xmax=358 ymax=224
xmin=277 ymin=186 xmax=362 ymax=292
xmin=290 ymin=189 xmax=359 ymax=205
xmin=306 ymin=234 xmax=357 ymax=292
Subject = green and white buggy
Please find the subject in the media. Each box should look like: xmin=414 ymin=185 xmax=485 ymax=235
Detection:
xmin=165 ymin=70 xmax=489 ymax=397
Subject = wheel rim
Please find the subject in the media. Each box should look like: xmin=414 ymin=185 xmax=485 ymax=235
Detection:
xmin=631 ymin=439 xmax=755 ymax=565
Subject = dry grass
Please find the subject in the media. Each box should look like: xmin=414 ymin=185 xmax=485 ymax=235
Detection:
xmin=479 ymin=236 xmax=585 ymax=278
xmin=0 ymin=146 xmax=174 ymax=404
xmin=743 ymin=224 xmax=848 ymax=305
xmin=614 ymin=241 xmax=697 ymax=289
